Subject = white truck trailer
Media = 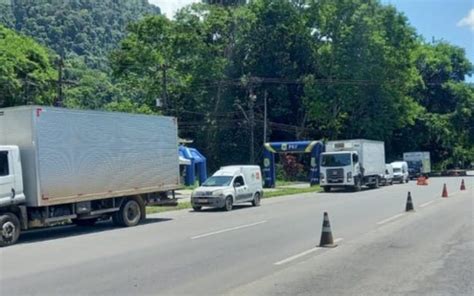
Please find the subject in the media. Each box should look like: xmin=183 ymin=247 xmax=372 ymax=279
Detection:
xmin=0 ymin=106 xmax=180 ymax=246
xmin=403 ymin=151 xmax=431 ymax=179
xmin=320 ymin=139 xmax=385 ymax=192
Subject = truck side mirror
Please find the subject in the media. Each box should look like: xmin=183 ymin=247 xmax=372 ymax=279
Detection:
xmin=353 ymin=154 xmax=359 ymax=163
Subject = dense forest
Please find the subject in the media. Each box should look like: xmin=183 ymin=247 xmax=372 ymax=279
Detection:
xmin=0 ymin=0 xmax=160 ymax=69
xmin=0 ymin=0 xmax=473 ymax=172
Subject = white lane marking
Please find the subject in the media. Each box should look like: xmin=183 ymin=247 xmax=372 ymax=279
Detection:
xmin=191 ymin=220 xmax=267 ymax=240
xmin=419 ymin=200 xmax=435 ymax=208
xmin=274 ymin=238 xmax=343 ymax=266
xmin=376 ymin=213 xmax=406 ymax=226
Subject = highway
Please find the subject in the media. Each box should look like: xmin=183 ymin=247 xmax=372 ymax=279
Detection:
xmin=0 ymin=176 xmax=472 ymax=296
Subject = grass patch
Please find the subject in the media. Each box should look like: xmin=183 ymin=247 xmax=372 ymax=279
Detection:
xmin=146 ymin=185 xmax=321 ymax=214
xmin=263 ymin=186 xmax=321 ymax=198
xmin=147 ymin=201 xmax=192 ymax=214
xmin=275 ymin=180 xmax=302 ymax=186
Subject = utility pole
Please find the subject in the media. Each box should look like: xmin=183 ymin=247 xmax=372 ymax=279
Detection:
xmin=161 ymin=64 xmax=169 ymax=114
xmin=263 ymin=89 xmax=268 ymax=144
xmin=249 ymin=90 xmax=256 ymax=164
xmin=55 ymin=53 xmax=64 ymax=107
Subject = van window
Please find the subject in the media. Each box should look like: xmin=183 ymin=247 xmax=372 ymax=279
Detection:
xmin=0 ymin=151 xmax=9 ymax=176
xmin=234 ymin=176 xmax=245 ymax=187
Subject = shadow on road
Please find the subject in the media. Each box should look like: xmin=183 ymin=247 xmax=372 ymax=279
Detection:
xmin=16 ymin=217 xmax=173 ymax=246
xmin=189 ymin=204 xmax=255 ymax=214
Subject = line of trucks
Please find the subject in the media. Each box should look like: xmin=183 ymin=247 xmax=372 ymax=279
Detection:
xmin=319 ymin=140 xmax=431 ymax=192
xmin=0 ymin=106 xmax=431 ymax=246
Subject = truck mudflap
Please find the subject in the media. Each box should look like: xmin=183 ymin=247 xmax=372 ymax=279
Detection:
xmin=147 ymin=198 xmax=178 ymax=207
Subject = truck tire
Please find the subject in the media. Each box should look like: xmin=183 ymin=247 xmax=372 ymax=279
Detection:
xmin=352 ymin=178 xmax=361 ymax=192
xmin=323 ymin=186 xmax=331 ymax=193
xmin=374 ymin=177 xmax=380 ymax=188
xmin=117 ymin=198 xmax=142 ymax=227
xmin=72 ymin=218 xmax=98 ymax=226
xmin=192 ymin=206 xmax=202 ymax=211
xmin=0 ymin=213 xmax=21 ymax=247
xmin=252 ymin=192 xmax=261 ymax=206
xmin=223 ymin=196 xmax=233 ymax=211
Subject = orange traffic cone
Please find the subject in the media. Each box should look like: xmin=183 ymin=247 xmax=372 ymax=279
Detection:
xmin=460 ymin=179 xmax=466 ymax=191
xmin=442 ymin=183 xmax=448 ymax=198
xmin=319 ymin=212 xmax=337 ymax=248
xmin=405 ymin=192 xmax=414 ymax=212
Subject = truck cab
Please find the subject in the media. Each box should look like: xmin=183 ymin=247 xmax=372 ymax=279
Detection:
xmin=320 ymin=140 xmax=385 ymax=192
xmin=320 ymin=151 xmax=360 ymax=191
xmin=0 ymin=146 xmax=25 ymax=207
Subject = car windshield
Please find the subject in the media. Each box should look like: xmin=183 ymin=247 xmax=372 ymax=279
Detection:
xmin=202 ymin=176 xmax=233 ymax=187
xmin=321 ymin=153 xmax=351 ymax=167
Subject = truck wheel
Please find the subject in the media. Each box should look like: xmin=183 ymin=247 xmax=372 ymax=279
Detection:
xmin=353 ymin=178 xmax=361 ymax=192
xmin=252 ymin=192 xmax=261 ymax=206
xmin=323 ymin=186 xmax=331 ymax=192
xmin=192 ymin=206 xmax=202 ymax=211
xmin=374 ymin=177 xmax=380 ymax=188
xmin=223 ymin=196 xmax=233 ymax=211
xmin=0 ymin=213 xmax=21 ymax=247
xmin=118 ymin=198 xmax=142 ymax=227
xmin=72 ymin=218 xmax=98 ymax=226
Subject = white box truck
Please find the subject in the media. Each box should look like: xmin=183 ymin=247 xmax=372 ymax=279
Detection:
xmin=320 ymin=139 xmax=385 ymax=192
xmin=191 ymin=165 xmax=263 ymax=211
xmin=0 ymin=106 xmax=180 ymax=246
xmin=403 ymin=151 xmax=431 ymax=179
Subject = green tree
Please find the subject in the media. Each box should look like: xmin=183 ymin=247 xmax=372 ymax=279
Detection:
xmin=0 ymin=25 xmax=57 ymax=107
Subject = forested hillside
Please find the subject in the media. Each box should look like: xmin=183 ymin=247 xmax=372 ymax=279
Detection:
xmin=0 ymin=0 xmax=160 ymax=69
xmin=0 ymin=0 xmax=472 ymax=171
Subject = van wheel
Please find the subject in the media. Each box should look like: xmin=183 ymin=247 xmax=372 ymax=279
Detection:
xmin=0 ymin=213 xmax=21 ymax=247
xmin=223 ymin=196 xmax=233 ymax=211
xmin=117 ymin=198 xmax=142 ymax=227
xmin=252 ymin=192 xmax=261 ymax=206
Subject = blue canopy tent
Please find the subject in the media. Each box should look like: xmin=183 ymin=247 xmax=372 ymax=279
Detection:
xmin=179 ymin=146 xmax=208 ymax=186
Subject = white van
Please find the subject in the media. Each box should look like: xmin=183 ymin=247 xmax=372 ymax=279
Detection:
xmin=390 ymin=161 xmax=409 ymax=183
xmin=383 ymin=164 xmax=394 ymax=185
xmin=191 ymin=165 xmax=263 ymax=211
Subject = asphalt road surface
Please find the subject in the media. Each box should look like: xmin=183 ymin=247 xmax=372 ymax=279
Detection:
xmin=1 ymin=177 xmax=472 ymax=296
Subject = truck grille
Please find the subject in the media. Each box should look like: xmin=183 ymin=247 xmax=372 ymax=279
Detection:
xmin=327 ymin=168 xmax=344 ymax=183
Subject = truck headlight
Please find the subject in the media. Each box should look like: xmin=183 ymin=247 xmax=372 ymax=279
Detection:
xmin=320 ymin=173 xmax=325 ymax=180
xmin=347 ymin=172 xmax=352 ymax=181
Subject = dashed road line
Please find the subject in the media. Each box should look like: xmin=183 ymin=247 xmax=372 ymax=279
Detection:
xmin=191 ymin=220 xmax=267 ymax=240
xmin=419 ymin=200 xmax=435 ymax=208
xmin=274 ymin=238 xmax=344 ymax=266
xmin=376 ymin=213 xmax=407 ymax=226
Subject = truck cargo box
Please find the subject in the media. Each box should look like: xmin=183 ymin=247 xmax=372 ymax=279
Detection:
xmin=0 ymin=106 xmax=180 ymax=207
